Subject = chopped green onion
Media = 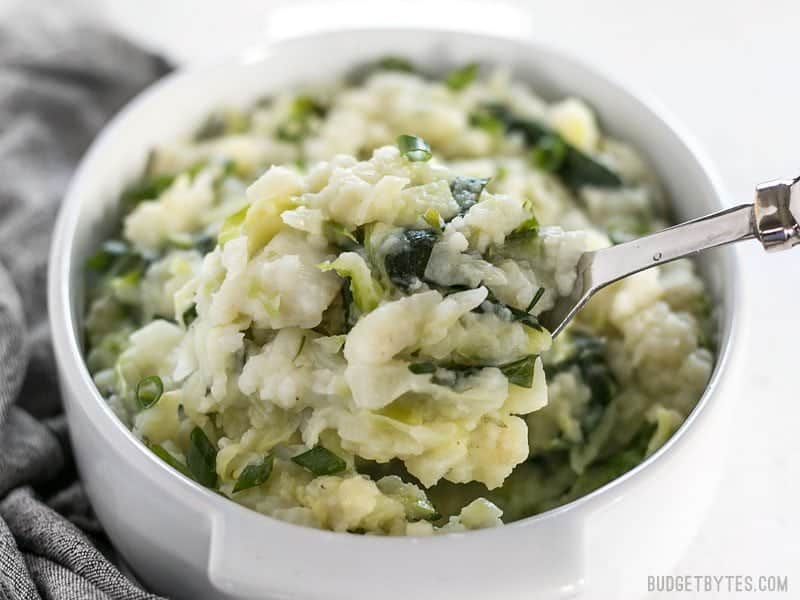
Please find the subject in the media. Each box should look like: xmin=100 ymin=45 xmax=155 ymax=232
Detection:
xmin=292 ymin=446 xmax=346 ymax=476
xmin=479 ymin=290 xmax=542 ymax=331
xmin=531 ymin=135 xmax=568 ymax=172
xmin=194 ymin=113 xmax=226 ymax=141
xmin=220 ymin=159 xmax=238 ymax=178
xmin=193 ymin=111 xmax=249 ymax=141
xmin=193 ymin=232 xmax=217 ymax=254
xmin=276 ymin=123 xmax=304 ymax=142
xmin=396 ymin=135 xmax=432 ymax=162
xmin=226 ymin=110 xmax=251 ymax=135
xmin=323 ymin=222 xmax=359 ymax=248
xmin=376 ymin=56 xmax=415 ymax=72
xmin=122 ymin=173 xmax=175 ymax=206
xmin=508 ymin=216 xmax=539 ymax=240
xmin=546 ymin=332 xmax=616 ymax=410
xmin=233 ymin=454 xmax=274 ymax=493
xmin=182 ymin=304 xmax=198 ymax=328
xmin=85 ymin=240 xmax=129 ymax=272
xmin=277 ymin=95 xmax=326 ymax=142
xmin=468 ymin=110 xmax=504 ymax=136
xmin=290 ymin=95 xmax=326 ymax=119
xmin=504 ymin=304 xmax=542 ymax=330
xmin=136 ymin=375 xmax=163 ymax=410
xmin=526 ymin=287 xmax=546 ymax=312
xmin=109 ymin=268 xmax=143 ymax=304
xmin=186 ymin=161 xmax=208 ymax=180
xmin=148 ymin=442 xmax=191 ymax=477
xmin=445 ymin=62 xmax=478 ymax=91
xmin=187 ymin=426 xmax=218 ymax=489
xmin=168 ymin=231 xmax=216 ymax=254
xmin=499 ymin=355 xmax=538 ymax=388
xmin=409 ymin=362 xmax=437 ymax=375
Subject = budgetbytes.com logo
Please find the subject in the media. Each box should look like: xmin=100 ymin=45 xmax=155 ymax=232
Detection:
xmin=648 ymin=575 xmax=789 ymax=594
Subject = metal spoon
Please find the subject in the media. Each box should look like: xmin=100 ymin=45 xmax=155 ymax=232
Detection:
xmin=539 ymin=176 xmax=800 ymax=338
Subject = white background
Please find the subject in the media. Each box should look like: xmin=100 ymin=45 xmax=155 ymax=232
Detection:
xmin=2 ymin=1 xmax=798 ymax=598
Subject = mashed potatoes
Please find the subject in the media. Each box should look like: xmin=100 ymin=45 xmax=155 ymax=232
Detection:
xmin=84 ymin=59 xmax=714 ymax=535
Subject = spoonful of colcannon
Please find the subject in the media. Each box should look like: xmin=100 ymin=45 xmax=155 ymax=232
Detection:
xmin=540 ymin=176 xmax=800 ymax=337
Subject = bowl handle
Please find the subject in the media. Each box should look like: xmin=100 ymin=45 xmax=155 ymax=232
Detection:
xmin=207 ymin=509 xmax=590 ymax=600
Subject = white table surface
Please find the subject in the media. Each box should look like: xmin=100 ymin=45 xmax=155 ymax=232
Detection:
xmin=6 ymin=0 xmax=799 ymax=597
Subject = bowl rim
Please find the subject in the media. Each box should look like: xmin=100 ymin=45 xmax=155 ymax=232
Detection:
xmin=48 ymin=26 xmax=742 ymax=544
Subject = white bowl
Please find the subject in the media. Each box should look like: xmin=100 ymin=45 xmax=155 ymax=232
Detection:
xmin=49 ymin=28 xmax=745 ymax=600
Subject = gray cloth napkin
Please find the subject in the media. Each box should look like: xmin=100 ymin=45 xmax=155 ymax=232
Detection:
xmin=0 ymin=11 xmax=171 ymax=599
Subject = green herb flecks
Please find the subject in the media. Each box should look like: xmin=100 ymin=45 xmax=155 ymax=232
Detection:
xmin=504 ymin=304 xmax=543 ymax=330
xmin=187 ymin=426 xmax=218 ymax=489
xmin=408 ymin=355 xmax=538 ymax=388
xmin=136 ymin=375 xmax=164 ymax=410
xmin=277 ymin=95 xmax=327 ymax=142
xmin=546 ymin=331 xmax=617 ymax=435
xmin=530 ymin=135 xmax=567 ymax=172
xmin=194 ymin=113 xmax=226 ymax=141
xmin=85 ymin=240 xmax=130 ymax=272
xmin=339 ymin=276 xmax=358 ymax=332
xmin=508 ymin=215 xmax=539 ymax=241
xmin=323 ymin=222 xmax=360 ymax=249
xmin=122 ymin=173 xmax=176 ymax=206
xmin=292 ymin=446 xmax=347 ymax=476
xmin=85 ymin=240 xmax=151 ymax=294
xmin=376 ymin=56 xmax=415 ymax=73
xmin=526 ymin=287 xmax=546 ymax=312
xmin=148 ymin=442 xmax=191 ymax=477
xmin=182 ymin=304 xmax=198 ymax=328
xmin=559 ymin=421 xmax=654 ymax=503
xmin=499 ymin=355 xmax=537 ymax=388
xmin=233 ymin=454 xmax=275 ymax=493
xmin=396 ymin=135 xmax=432 ymax=162
xmin=193 ymin=110 xmax=250 ymax=141
xmin=478 ymin=290 xmax=543 ymax=331
xmin=109 ymin=267 xmax=144 ymax=305
xmin=468 ymin=109 xmax=504 ymax=136
xmin=445 ymin=62 xmax=478 ymax=91
xmin=167 ymin=231 xmax=217 ymax=254
xmin=408 ymin=362 xmax=437 ymax=375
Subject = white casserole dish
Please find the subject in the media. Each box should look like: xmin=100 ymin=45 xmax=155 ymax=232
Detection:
xmin=48 ymin=28 xmax=745 ymax=600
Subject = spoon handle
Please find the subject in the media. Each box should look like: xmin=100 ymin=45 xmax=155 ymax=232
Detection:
xmin=542 ymin=177 xmax=799 ymax=337
xmin=591 ymin=176 xmax=800 ymax=286
xmin=589 ymin=203 xmax=756 ymax=288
